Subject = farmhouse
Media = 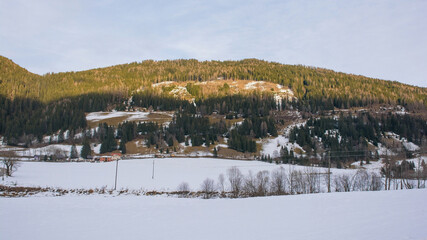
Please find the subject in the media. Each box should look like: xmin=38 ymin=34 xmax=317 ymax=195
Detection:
xmin=95 ymin=153 xmax=122 ymax=162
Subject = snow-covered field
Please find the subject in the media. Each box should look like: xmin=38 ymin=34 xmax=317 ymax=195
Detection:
xmin=1 ymin=157 xmax=426 ymax=240
xmin=12 ymin=144 xmax=82 ymax=157
xmin=1 ymin=189 xmax=426 ymax=240
xmin=3 ymin=158 xmax=359 ymax=191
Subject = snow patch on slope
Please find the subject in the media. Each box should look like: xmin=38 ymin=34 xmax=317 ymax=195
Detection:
xmin=261 ymin=122 xmax=306 ymax=158
xmin=86 ymin=111 xmax=150 ymax=122
xmin=402 ymin=141 xmax=420 ymax=151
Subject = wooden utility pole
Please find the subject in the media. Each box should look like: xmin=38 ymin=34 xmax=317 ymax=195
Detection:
xmin=152 ymin=159 xmax=155 ymax=179
xmin=328 ymin=151 xmax=331 ymax=193
xmin=114 ymin=159 xmax=119 ymax=190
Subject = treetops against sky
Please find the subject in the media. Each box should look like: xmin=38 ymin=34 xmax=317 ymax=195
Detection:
xmin=0 ymin=0 xmax=426 ymax=87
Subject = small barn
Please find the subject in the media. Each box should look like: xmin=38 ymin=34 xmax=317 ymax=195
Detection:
xmin=96 ymin=153 xmax=122 ymax=162
xmin=111 ymin=153 xmax=122 ymax=161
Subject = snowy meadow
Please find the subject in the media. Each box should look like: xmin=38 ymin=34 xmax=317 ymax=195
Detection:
xmin=1 ymin=157 xmax=427 ymax=240
xmin=3 ymin=157 xmax=368 ymax=193
xmin=1 ymin=189 xmax=426 ymax=240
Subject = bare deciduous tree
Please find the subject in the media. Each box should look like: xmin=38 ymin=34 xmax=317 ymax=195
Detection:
xmin=304 ymin=167 xmax=321 ymax=194
xmin=200 ymin=178 xmax=216 ymax=199
xmin=227 ymin=166 xmax=243 ymax=198
xmin=334 ymin=174 xmax=353 ymax=192
xmin=287 ymin=167 xmax=297 ymax=194
xmin=270 ymin=167 xmax=287 ymax=195
xmin=416 ymin=157 xmax=426 ymax=189
xmin=242 ymin=170 xmax=270 ymax=197
xmin=217 ymin=173 xmax=225 ymax=194
xmin=255 ymin=170 xmax=270 ymax=196
xmin=243 ymin=171 xmax=257 ymax=197
xmin=352 ymin=169 xmax=370 ymax=191
xmin=1 ymin=152 xmax=20 ymax=177
xmin=177 ymin=182 xmax=190 ymax=197
xmin=293 ymin=170 xmax=308 ymax=194
xmin=369 ymin=172 xmax=383 ymax=191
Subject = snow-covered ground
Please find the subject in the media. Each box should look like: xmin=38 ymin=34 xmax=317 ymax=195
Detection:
xmin=261 ymin=122 xmax=306 ymax=158
xmin=86 ymin=111 xmax=150 ymax=122
xmin=402 ymin=140 xmax=420 ymax=151
xmin=399 ymin=156 xmax=427 ymax=169
xmin=12 ymin=144 xmax=82 ymax=157
xmin=2 ymin=158 xmax=357 ymax=191
xmin=350 ymin=160 xmax=384 ymax=171
xmin=1 ymin=189 xmax=426 ymax=240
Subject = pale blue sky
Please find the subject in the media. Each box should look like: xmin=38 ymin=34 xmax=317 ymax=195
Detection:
xmin=1 ymin=0 xmax=426 ymax=87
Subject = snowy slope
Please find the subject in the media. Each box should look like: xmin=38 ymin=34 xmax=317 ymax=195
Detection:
xmin=261 ymin=122 xmax=306 ymax=158
xmin=1 ymin=189 xmax=426 ymax=240
xmin=86 ymin=111 xmax=150 ymax=121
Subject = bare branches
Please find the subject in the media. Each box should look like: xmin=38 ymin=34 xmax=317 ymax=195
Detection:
xmin=176 ymin=182 xmax=190 ymax=197
xmin=270 ymin=167 xmax=287 ymax=195
xmin=227 ymin=166 xmax=243 ymax=198
xmin=200 ymin=178 xmax=216 ymax=199
xmin=1 ymin=151 xmax=20 ymax=177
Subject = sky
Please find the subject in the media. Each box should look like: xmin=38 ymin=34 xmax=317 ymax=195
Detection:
xmin=0 ymin=0 xmax=426 ymax=87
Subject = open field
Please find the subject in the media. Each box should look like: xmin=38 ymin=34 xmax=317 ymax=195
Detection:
xmin=1 ymin=189 xmax=426 ymax=240
xmin=2 ymin=158 xmax=367 ymax=191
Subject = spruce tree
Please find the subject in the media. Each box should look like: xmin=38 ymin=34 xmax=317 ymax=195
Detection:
xmin=58 ymin=130 xmax=64 ymax=143
xmin=119 ymin=140 xmax=127 ymax=154
xmin=81 ymin=139 xmax=91 ymax=159
xmin=70 ymin=144 xmax=78 ymax=159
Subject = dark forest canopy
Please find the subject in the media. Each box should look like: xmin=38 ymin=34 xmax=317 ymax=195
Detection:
xmin=288 ymin=112 xmax=427 ymax=164
xmin=0 ymin=92 xmax=278 ymax=144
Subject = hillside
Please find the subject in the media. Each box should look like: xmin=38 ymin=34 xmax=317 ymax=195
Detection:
xmin=1 ymin=56 xmax=426 ymax=108
xmin=0 ymin=56 xmax=43 ymax=99
xmin=1 ymin=55 xmax=427 ymax=163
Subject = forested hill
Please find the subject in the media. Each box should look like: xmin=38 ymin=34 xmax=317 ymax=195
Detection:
xmin=1 ymin=55 xmax=427 ymax=108
xmin=0 ymin=56 xmax=42 ymax=100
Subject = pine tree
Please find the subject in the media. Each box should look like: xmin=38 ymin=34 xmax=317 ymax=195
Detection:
xmin=58 ymin=130 xmax=64 ymax=143
xmin=100 ymin=126 xmax=116 ymax=154
xmin=80 ymin=139 xmax=91 ymax=159
xmin=70 ymin=144 xmax=78 ymax=159
xmin=213 ymin=147 xmax=218 ymax=157
xmin=119 ymin=140 xmax=127 ymax=154
xmin=167 ymin=137 xmax=174 ymax=147
xmin=100 ymin=141 xmax=108 ymax=154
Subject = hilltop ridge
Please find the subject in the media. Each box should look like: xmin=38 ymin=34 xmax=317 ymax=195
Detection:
xmin=1 ymin=56 xmax=426 ymax=108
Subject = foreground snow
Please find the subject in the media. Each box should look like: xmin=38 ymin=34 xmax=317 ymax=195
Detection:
xmin=3 ymin=158 xmax=358 ymax=191
xmin=1 ymin=189 xmax=426 ymax=240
